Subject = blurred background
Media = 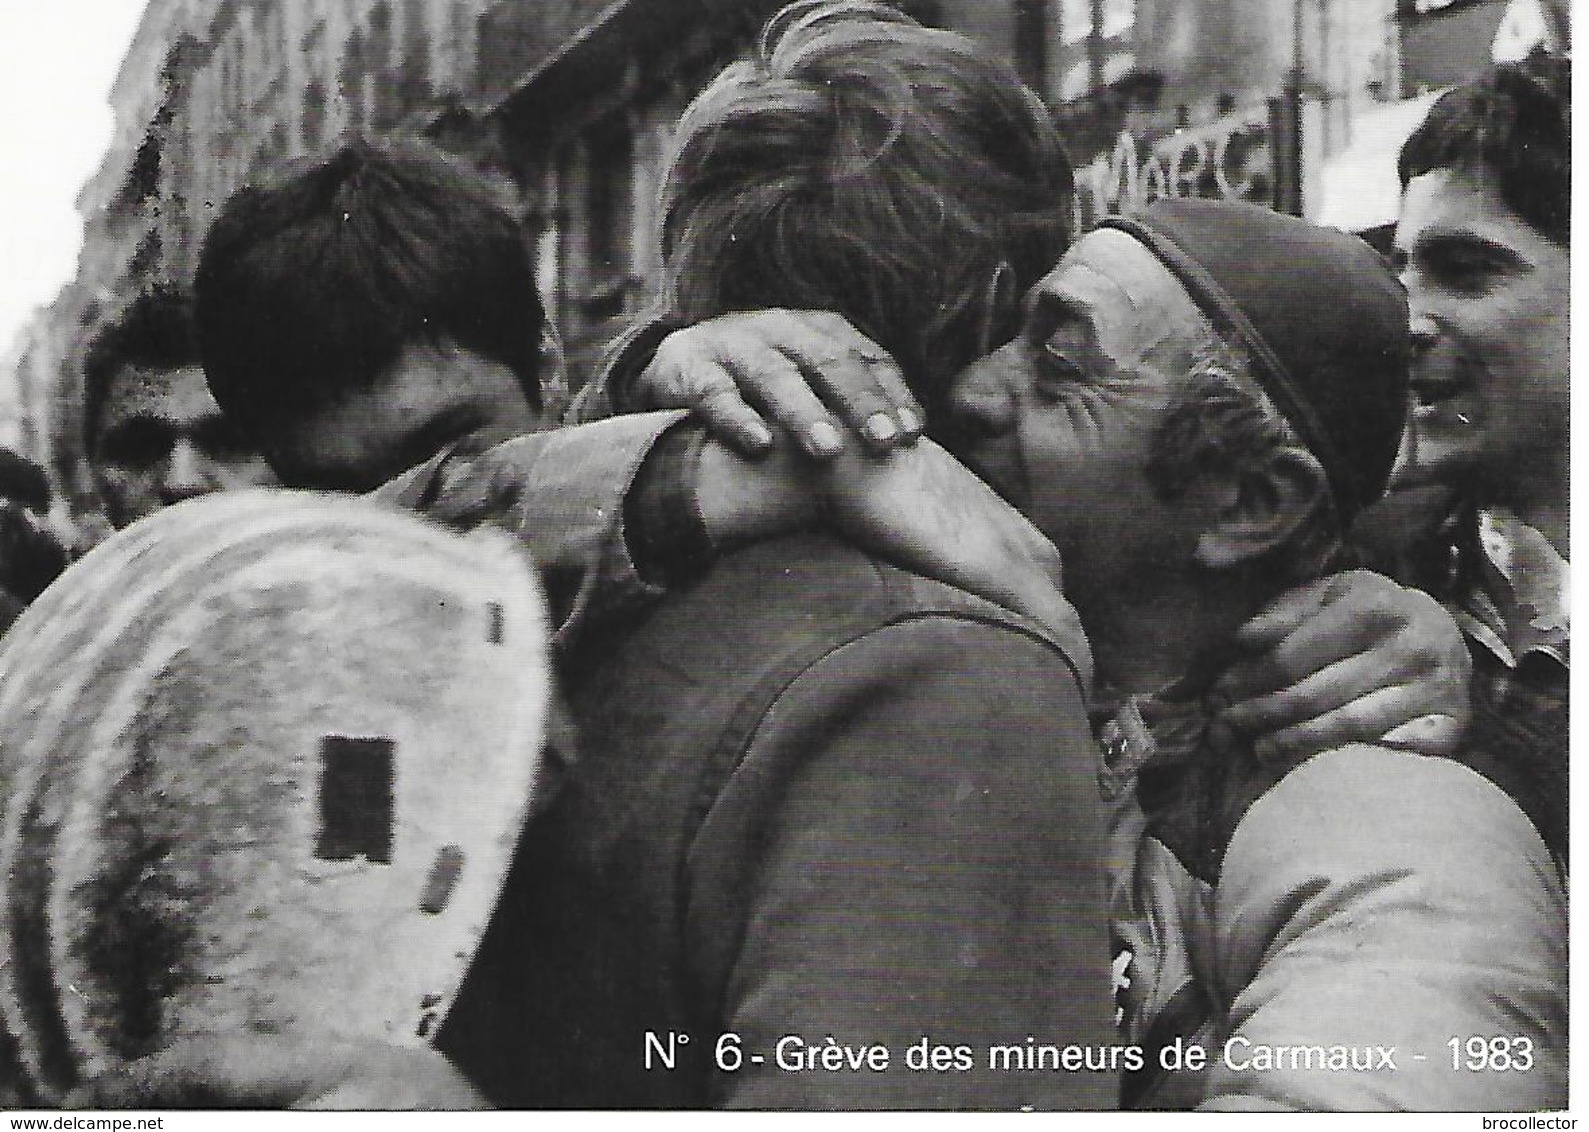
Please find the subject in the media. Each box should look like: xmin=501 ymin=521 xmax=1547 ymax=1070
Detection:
xmin=0 ymin=0 xmax=1569 ymax=536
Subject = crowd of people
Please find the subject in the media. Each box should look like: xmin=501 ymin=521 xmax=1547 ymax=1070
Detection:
xmin=0 ymin=0 xmax=1569 ymax=1112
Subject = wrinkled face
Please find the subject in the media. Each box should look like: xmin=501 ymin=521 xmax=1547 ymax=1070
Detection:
xmin=1392 ymin=168 xmax=1569 ymax=502
xmin=267 ymin=339 xmax=543 ymax=493
xmin=93 ymin=364 xmax=276 ymax=528
xmin=941 ymin=229 xmax=1213 ymax=613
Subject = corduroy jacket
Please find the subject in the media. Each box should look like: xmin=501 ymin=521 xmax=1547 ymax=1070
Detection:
xmin=434 ymin=533 xmax=1117 ymax=1109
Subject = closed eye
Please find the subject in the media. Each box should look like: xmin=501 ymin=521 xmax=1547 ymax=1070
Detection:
xmin=1034 ymin=343 xmax=1090 ymax=402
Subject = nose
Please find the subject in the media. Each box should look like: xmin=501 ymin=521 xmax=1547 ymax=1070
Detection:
xmin=1398 ymin=263 xmax=1440 ymax=359
xmin=942 ymin=347 xmax=1021 ymax=444
xmin=159 ymin=439 xmax=218 ymax=504
xmin=1407 ymin=308 xmax=1440 ymax=367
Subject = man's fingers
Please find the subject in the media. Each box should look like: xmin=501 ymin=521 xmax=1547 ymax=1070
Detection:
xmin=636 ymin=310 xmax=919 ymax=458
xmin=1219 ymin=597 xmax=1392 ymax=702
xmin=1380 ymin=713 xmax=1466 ymax=756
xmin=1218 ymin=654 xmax=1396 ymax=739
xmin=1247 ymin=686 xmax=1455 ymax=765
xmin=695 ymin=387 xmax=777 ymax=456
xmin=635 ymin=336 xmax=725 ymax=408
xmin=1229 ymin=575 xmax=1334 ymax=646
xmin=640 ymin=347 xmax=777 ymax=450
xmin=725 ymin=351 xmax=851 ymax=458
xmin=791 ymin=313 xmax=920 ymax=409
xmin=1226 ymin=569 xmax=1417 ymax=686
xmin=783 ymin=313 xmax=921 ymax=451
xmin=783 ymin=347 xmax=912 ymax=455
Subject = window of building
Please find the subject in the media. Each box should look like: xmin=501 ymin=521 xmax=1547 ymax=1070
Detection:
xmin=400 ymin=0 xmax=433 ymax=109
xmin=264 ymin=6 xmax=285 ymax=73
xmin=129 ymin=228 xmax=161 ymax=282
xmin=1061 ymin=0 xmax=1091 ymax=45
xmin=340 ymin=29 xmax=369 ymax=135
xmin=302 ymin=16 xmax=326 ymax=66
xmin=584 ymin=115 xmax=633 ymax=280
xmin=370 ymin=2 xmax=399 ymax=130
xmin=302 ymin=80 xmax=327 ymax=149
xmin=116 ymin=130 xmax=161 ymax=215
xmin=370 ymin=2 xmax=393 ymax=66
xmin=1100 ymin=0 xmax=1135 ymax=39
xmin=1057 ymin=0 xmax=1137 ymax=100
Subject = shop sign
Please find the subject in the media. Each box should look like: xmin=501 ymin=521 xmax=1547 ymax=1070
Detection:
xmin=1072 ymin=107 xmax=1275 ymax=230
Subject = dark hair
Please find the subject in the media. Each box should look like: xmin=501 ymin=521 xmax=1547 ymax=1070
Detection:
xmin=0 ymin=502 xmax=67 ymax=608
xmin=195 ymin=140 xmax=544 ymax=446
xmin=1398 ymin=52 xmax=1570 ymax=244
xmin=0 ymin=448 xmax=67 ymax=608
xmin=660 ymin=0 xmax=1073 ymax=409
xmin=81 ymin=285 xmax=199 ymax=456
xmin=0 ymin=450 xmax=51 ymax=513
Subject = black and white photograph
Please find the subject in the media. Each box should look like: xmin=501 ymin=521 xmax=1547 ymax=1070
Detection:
xmin=0 ymin=0 xmax=1570 ymax=1117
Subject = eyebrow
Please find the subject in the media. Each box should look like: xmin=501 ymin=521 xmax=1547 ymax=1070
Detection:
xmin=1400 ymin=229 xmax=1530 ymax=271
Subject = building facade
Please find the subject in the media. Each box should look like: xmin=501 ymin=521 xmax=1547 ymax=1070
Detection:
xmin=9 ymin=0 xmax=1568 ymax=503
xmin=17 ymin=0 xmax=499 ymax=515
xmin=487 ymin=0 xmax=1565 ymax=385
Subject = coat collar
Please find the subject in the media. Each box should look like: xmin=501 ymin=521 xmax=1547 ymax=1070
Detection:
xmin=1457 ymin=507 xmax=1569 ymax=669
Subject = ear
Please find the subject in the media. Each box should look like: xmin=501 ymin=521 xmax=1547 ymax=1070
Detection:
xmin=1192 ymin=446 xmax=1331 ymax=571
xmin=975 ymin=260 xmax=1021 ymax=358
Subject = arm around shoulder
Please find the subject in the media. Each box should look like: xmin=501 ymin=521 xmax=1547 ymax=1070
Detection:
xmin=412 ymin=411 xmax=689 ymax=644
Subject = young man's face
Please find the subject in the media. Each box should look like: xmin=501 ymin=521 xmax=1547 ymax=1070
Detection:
xmin=266 ymin=339 xmax=543 ymax=493
xmin=93 ymin=364 xmax=277 ymax=529
xmin=940 ymin=230 xmax=1213 ymax=616
xmin=1392 ymin=168 xmax=1569 ymax=500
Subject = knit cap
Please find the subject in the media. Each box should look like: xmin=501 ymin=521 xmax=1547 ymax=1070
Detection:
xmin=1098 ymin=199 xmax=1410 ymax=520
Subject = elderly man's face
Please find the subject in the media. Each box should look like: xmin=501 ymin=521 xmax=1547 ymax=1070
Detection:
xmin=1392 ymin=168 xmax=1569 ymax=499
xmin=94 ymin=364 xmax=276 ymax=529
xmin=941 ymin=229 xmax=1215 ymax=614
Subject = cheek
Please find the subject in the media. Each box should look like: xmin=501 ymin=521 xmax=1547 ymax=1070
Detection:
xmin=1470 ymin=308 xmax=1569 ymax=413
xmin=214 ymin=458 xmax=278 ymax=490
xmin=1020 ymin=411 xmax=1158 ymax=548
xmin=1036 ymin=386 xmax=1168 ymax=488
xmin=95 ymin=467 xmax=162 ymax=523
xmin=98 ymin=465 xmax=158 ymax=499
xmin=1463 ymin=284 xmax=1564 ymax=365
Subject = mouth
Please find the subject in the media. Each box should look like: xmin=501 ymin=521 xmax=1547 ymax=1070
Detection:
xmin=1409 ymin=362 xmax=1474 ymax=413
xmin=1397 ymin=358 xmax=1484 ymax=486
xmin=1408 ymin=353 xmax=1481 ymax=431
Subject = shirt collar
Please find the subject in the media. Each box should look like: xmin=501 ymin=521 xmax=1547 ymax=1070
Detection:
xmin=1457 ymin=507 xmax=1569 ymax=669
xmin=1096 ymin=682 xmax=1216 ymax=801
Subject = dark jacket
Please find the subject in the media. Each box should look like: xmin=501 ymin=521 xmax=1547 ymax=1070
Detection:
xmin=438 ymin=533 xmax=1116 ymax=1109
